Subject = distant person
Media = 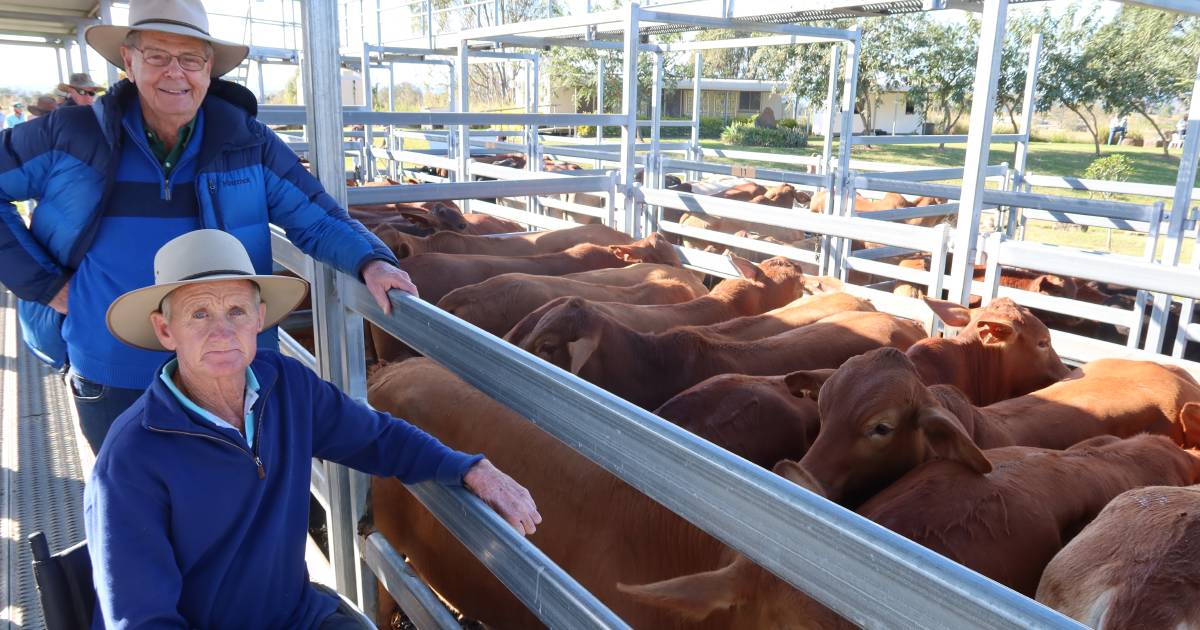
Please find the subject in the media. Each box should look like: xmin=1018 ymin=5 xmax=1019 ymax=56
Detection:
xmin=4 ymin=103 xmax=24 ymax=128
xmin=1178 ymin=115 xmax=1190 ymax=139
xmin=26 ymin=95 xmax=58 ymax=118
xmin=57 ymin=72 xmax=104 ymax=107
xmin=1107 ymin=114 xmax=1127 ymax=145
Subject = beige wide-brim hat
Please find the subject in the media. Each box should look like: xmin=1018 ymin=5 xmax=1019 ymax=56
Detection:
xmin=85 ymin=0 xmax=250 ymax=78
xmin=107 ymin=230 xmax=308 ymax=351
xmin=57 ymin=73 xmax=105 ymax=94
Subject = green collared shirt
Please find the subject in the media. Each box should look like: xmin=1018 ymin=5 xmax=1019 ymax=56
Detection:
xmin=160 ymin=358 xmax=260 ymax=448
xmin=144 ymin=116 xmax=197 ymax=178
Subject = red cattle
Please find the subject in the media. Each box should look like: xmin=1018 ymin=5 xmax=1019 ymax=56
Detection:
xmin=517 ymin=307 xmax=925 ymax=410
xmin=791 ymin=347 xmax=1200 ymax=506
xmin=505 ymin=256 xmax=806 ymax=343
xmin=378 ymin=224 xmax=633 ymax=258
xmin=682 ymin=290 xmax=875 ymax=342
xmin=909 ymin=297 xmax=1071 ymax=406
xmin=1037 ymin=484 xmax=1200 ymax=629
xmin=463 ymin=213 xmax=526 ymax=235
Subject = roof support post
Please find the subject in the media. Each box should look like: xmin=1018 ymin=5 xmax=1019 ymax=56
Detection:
xmin=76 ymin=24 xmax=90 ymax=76
xmin=947 ymin=0 xmax=1008 ymax=307
xmin=99 ymin=0 xmax=120 ymax=87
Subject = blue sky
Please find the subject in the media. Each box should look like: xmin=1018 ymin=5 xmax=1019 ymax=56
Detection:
xmin=0 ymin=0 xmax=1115 ymax=94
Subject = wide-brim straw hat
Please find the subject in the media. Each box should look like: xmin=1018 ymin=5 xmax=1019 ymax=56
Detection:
xmin=57 ymin=72 xmax=105 ymax=94
xmin=27 ymin=95 xmax=58 ymax=116
xmin=107 ymin=230 xmax=308 ymax=351
xmin=85 ymin=0 xmax=250 ymax=78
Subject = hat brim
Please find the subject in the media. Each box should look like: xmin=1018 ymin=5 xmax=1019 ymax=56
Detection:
xmin=58 ymin=82 xmax=105 ymax=93
xmin=85 ymin=23 xmax=249 ymax=78
xmin=27 ymin=106 xmax=51 ymax=116
xmin=106 ymin=274 xmax=309 ymax=351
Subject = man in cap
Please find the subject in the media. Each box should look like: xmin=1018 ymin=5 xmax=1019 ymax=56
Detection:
xmin=26 ymin=94 xmax=58 ymax=118
xmin=0 ymin=0 xmax=417 ymax=454
xmin=3 ymin=102 xmax=23 ymax=128
xmin=57 ymin=72 xmax=105 ymax=107
xmin=86 ymin=229 xmax=541 ymax=629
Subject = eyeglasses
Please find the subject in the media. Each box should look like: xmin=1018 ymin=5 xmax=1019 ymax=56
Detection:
xmin=131 ymin=46 xmax=209 ymax=72
xmin=74 ymin=89 xmax=97 ymax=97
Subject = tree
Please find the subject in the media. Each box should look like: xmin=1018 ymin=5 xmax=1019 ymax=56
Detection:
xmin=906 ymin=18 xmax=975 ymax=141
xmin=1037 ymin=4 xmax=1106 ymax=155
xmin=545 ymin=45 xmax=686 ymax=120
xmin=1089 ymin=6 xmax=1200 ymax=156
xmin=994 ymin=12 xmax=1054 ymax=133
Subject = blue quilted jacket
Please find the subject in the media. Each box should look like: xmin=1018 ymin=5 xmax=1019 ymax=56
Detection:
xmin=0 ymin=79 xmax=396 ymax=368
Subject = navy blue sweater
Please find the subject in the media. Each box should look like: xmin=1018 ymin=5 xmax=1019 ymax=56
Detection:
xmin=84 ymin=351 xmax=482 ymax=629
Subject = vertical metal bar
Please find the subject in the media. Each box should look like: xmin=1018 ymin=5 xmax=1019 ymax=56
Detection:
xmin=55 ymin=44 xmax=66 ymax=85
xmin=426 ymin=0 xmax=434 ymax=50
xmin=75 ymin=25 xmax=89 ymax=75
xmin=527 ymin=56 xmax=542 ymax=215
xmin=947 ymin=0 xmax=1009 ymax=307
xmin=257 ymin=61 xmax=267 ymax=103
xmin=619 ymin=3 xmax=641 ymax=238
xmin=649 ymin=52 xmax=664 ymax=233
xmin=457 ymin=41 xmax=472 ymax=212
xmin=1129 ymin=201 xmax=1166 ymax=350
xmin=99 ymin=0 xmax=120 ymax=87
xmin=1008 ymin=32 xmax=1042 ymax=237
xmin=690 ymin=52 xmax=703 ymax=179
xmin=361 ymin=43 xmax=375 ymax=180
xmin=596 ymin=55 xmax=605 ymax=169
xmin=1147 ymin=51 xmax=1200 ymax=354
xmin=822 ymin=46 xmax=841 ymax=178
xmin=833 ymin=33 xmax=858 ymax=214
xmin=299 ymin=0 xmax=359 ymax=604
xmin=927 ymin=224 xmax=952 ymax=335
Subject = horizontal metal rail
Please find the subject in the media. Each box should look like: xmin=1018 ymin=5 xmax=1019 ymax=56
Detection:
xmin=343 ymin=111 xmax=629 ymax=128
xmin=855 ymin=203 xmax=964 ymax=222
xmin=660 ymin=158 xmax=828 ymax=187
xmin=361 ymin=533 xmax=460 ymax=630
xmin=862 ymin=165 xmax=1008 ymax=182
xmin=340 ymin=264 xmax=1079 ymax=629
xmin=853 ymin=176 xmax=1161 ymax=224
xmin=851 ymin=133 xmax=1026 ymax=145
xmin=659 ymin=220 xmax=820 ymax=265
xmin=1023 ymin=173 xmax=1200 ymax=201
xmin=635 ymin=120 xmax=695 ymax=127
xmin=1019 ymin=209 xmax=1154 ymax=233
xmin=369 ymin=148 xmax=458 ymax=172
xmin=640 ymin=187 xmax=945 ymax=252
xmin=536 ymin=196 xmax=611 ymax=219
xmin=638 ymin=10 xmax=859 ymax=41
xmin=345 ymin=176 xmax=613 ymax=205
xmin=467 ymin=200 xmax=580 ymax=230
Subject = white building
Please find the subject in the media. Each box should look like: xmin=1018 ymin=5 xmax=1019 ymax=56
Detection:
xmin=812 ymin=88 xmax=923 ymax=136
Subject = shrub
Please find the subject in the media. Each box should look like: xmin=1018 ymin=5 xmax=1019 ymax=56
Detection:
xmin=1082 ymin=154 xmax=1134 ymax=200
xmin=719 ymin=120 xmax=808 ymax=148
xmin=777 ymin=118 xmax=800 ymax=130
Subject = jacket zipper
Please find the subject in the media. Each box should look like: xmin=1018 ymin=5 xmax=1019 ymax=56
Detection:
xmin=146 ymin=425 xmax=265 ymax=479
xmin=122 ymin=118 xmax=173 ymax=201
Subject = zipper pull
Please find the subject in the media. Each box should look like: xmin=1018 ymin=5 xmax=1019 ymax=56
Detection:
xmin=163 ymin=178 xmax=172 ymax=201
xmin=255 ymin=456 xmax=265 ymax=480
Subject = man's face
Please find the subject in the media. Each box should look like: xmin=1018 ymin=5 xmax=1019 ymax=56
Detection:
xmin=120 ymin=31 xmax=212 ymax=121
xmin=150 ymin=280 xmax=265 ymax=380
xmin=69 ymin=87 xmax=96 ymax=106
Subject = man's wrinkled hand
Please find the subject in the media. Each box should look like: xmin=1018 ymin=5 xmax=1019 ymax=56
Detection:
xmin=362 ymin=260 xmax=418 ymax=314
xmin=464 ymin=459 xmax=542 ymax=536
xmin=48 ymin=280 xmax=70 ymax=315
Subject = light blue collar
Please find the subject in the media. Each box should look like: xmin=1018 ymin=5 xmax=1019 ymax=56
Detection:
xmin=159 ymin=358 xmax=260 ymax=448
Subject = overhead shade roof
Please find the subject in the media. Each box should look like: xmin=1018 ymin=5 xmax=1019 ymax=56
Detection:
xmin=0 ymin=2 xmax=100 ymax=41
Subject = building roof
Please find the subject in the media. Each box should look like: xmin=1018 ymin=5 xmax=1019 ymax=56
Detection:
xmin=670 ymin=78 xmax=787 ymax=92
xmin=0 ymin=2 xmax=99 ymax=41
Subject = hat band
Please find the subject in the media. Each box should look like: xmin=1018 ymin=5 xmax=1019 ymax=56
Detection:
xmin=176 ymin=269 xmax=251 ymax=281
xmin=132 ymin=18 xmax=211 ymax=37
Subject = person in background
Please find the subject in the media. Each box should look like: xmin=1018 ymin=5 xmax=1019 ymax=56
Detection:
xmin=3 ymin=102 xmax=24 ymax=128
xmin=1107 ymin=114 xmax=1128 ymax=145
xmin=57 ymin=72 xmax=105 ymax=107
xmin=26 ymin=95 xmax=58 ymax=118
xmin=0 ymin=0 xmax=416 ymax=454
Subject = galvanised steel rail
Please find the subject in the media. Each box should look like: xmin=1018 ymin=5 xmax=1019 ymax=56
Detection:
xmin=345 ymin=176 xmax=613 ymax=205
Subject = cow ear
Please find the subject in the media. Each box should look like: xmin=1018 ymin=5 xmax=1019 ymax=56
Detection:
xmin=1180 ymin=402 xmax=1200 ymax=449
xmin=917 ymin=406 xmax=992 ymax=475
xmin=772 ymin=460 xmax=826 ymax=497
xmin=728 ymin=255 xmax=763 ymax=281
xmin=609 ymin=244 xmax=641 ymax=263
xmin=804 ymin=276 xmax=842 ymax=294
xmin=975 ymin=319 xmax=1015 ymax=345
xmin=398 ymin=208 xmax=436 ymax=229
xmin=783 ymin=369 xmax=834 ymax=402
xmin=566 ymin=332 xmax=601 ymax=375
xmin=922 ymin=297 xmax=972 ymax=328
xmin=617 ymin=558 xmax=754 ymax=621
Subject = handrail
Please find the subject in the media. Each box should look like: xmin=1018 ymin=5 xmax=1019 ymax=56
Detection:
xmin=345 ymin=176 xmax=613 ymax=205
xmin=334 ymin=255 xmax=1080 ymax=629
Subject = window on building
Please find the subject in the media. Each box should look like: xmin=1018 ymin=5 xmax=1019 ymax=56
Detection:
xmin=738 ymin=91 xmax=761 ymax=112
xmin=904 ymin=96 xmax=916 ymax=115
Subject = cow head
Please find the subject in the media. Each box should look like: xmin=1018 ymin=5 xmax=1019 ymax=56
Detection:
xmin=517 ymin=297 xmax=608 ymax=376
xmin=397 ymin=202 xmax=469 ymax=233
xmin=913 ymin=196 xmax=949 ymax=207
xmin=921 ymin=296 xmax=1071 ymax=401
xmin=609 ymin=233 xmax=680 ymax=267
xmin=796 ymin=348 xmax=991 ymax=507
xmin=372 ymin=225 xmax=422 ymax=258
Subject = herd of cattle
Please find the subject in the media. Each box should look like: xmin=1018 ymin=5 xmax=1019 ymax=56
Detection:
xmin=309 ymin=163 xmax=1200 ymax=629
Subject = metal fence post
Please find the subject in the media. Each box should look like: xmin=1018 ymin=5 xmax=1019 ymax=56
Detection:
xmin=361 ymin=42 xmax=376 ymax=181
xmin=648 ymin=51 xmax=664 ymax=233
xmin=947 ymin=0 xmax=1008 ymax=308
xmin=596 ymin=54 xmax=606 ymax=168
xmin=690 ymin=52 xmax=703 ymax=180
xmin=619 ymin=2 xmax=641 ymax=238
xmin=457 ymin=41 xmax=472 ymax=212
xmin=299 ymin=0 xmax=368 ymax=608
xmin=821 ymin=45 xmax=841 ymax=177
xmin=1008 ymin=32 xmax=1042 ymax=237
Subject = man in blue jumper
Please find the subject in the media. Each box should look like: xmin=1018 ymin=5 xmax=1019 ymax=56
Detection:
xmin=86 ymin=229 xmax=542 ymax=628
xmin=0 ymin=0 xmax=417 ymax=454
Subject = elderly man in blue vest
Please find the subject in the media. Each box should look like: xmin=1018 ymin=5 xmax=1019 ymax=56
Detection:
xmin=87 ymin=229 xmax=541 ymax=628
xmin=0 ymin=0 xmax=416 ymax=454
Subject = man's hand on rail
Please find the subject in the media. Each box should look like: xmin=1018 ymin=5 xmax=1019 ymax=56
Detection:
xmin=464 ymin=459 xmax=543 ymax=536
xmin=48 ymin=280 xmax=70 ymax=315
xmin=362 ymin=260 xmax=419 ymax=313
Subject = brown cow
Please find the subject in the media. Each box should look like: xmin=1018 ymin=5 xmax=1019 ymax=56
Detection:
xmin=791 ymin=347 xmax=1200 ymax=506
xmin=505 ymin=256 xmax=806 ymax=343
xmin=367 ymin=359 xmax=737 ymax=630
xmin=682 ymin=291 xmax=875 ymax=342
xmin=378 ymin=224 xmax=633 ymax=258
xmin=439 ymin=276 xmax=706 ymax=338
xmin=1036 ymin=484 xmax=1200 ymax=629
xmin=678 ymin=183 xmax=807 ymax=250
xmin=397 ymin=232 xmax=680 ymax=307
xmin=908 ymin=297 xmax=1072 ymax=406
xmin=517 ymin=307 xmax=925 ymax=410
xmin=808 ymin=191 xmax=950 ymax=228
xmin=464 ymin=212 xmax=526 ymax=235
xmin=562 ymin=263 xmax=706 ymax=288
xmin=350 ymin=200 xmax=468 ymax=235
xmin=621 ymin=435 xmax=1200 ymax=625
xmin=653 ymin=370 xmax=831 ymax=468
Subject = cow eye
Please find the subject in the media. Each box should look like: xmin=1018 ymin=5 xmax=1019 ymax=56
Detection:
xmin=1037 ymin=339 xmax=1050 ymax=349
xmin=868 ymin=423 xmax=894 ymax=438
